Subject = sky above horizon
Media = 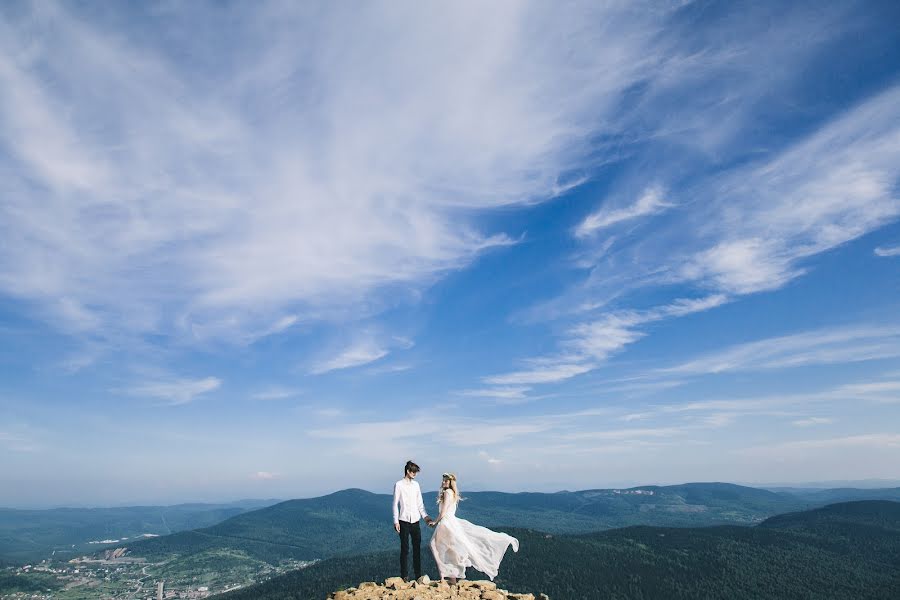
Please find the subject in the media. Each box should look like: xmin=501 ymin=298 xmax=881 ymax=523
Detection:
xmin=1 ymin=0 xmax=899 ymax=508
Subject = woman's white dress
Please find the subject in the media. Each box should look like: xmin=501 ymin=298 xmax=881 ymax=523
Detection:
xmin=429 ymin=490 xmax=519 ymax=580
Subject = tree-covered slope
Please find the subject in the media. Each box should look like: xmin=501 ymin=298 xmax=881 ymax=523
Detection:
xmin=125 ymin=484 xmax=900 ymax=565
xmin=125 ymin=484 xmax=801 ymax=560
xmin=0 ymin=499 xmax=279 ymax=563
xmin=219 ymin=500 xmax=900 ymax=600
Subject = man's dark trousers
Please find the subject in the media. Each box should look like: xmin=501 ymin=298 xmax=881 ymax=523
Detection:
xmin=398 ymin=520 xmax=422 ymax=580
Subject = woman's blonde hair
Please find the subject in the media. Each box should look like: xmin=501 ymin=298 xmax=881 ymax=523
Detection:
xmin=438 ymin=472 xmax=463 ymax=505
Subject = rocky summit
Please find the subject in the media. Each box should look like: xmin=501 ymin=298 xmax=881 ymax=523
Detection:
xmin=328 ymin=576 xmax=549 ymax=600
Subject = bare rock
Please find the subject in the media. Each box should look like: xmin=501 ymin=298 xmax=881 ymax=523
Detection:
xmin=328 ymin=579 xmax=547 ymax=600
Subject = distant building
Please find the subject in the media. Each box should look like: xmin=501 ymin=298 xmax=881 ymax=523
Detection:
xmin=157 ymin=580 xmax=164 ymax=600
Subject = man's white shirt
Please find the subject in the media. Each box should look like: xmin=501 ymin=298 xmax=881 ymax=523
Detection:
xmin=393 ymin=478 xmax=429 ymax=524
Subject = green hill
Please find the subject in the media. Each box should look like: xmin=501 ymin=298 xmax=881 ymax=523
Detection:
xmin=219 ymin=500 xmax=900 ymax=600
xmin=128 ymin=482 xmax=806 ymax=564
xmin=118 ymin=484 xmax=900 ymax=595
xmin=125 ymin=483 xmax=900 ymax=566
xmin=0 ymin=499 xmax=279 ymax=563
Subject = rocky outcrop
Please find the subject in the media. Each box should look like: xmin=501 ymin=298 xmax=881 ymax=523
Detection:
xmin=327 ymin=577 xmax=548 ymax=600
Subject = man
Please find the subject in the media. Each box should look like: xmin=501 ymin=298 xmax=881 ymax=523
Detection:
xmin=392 ymin=460 xmax=433 ymax=581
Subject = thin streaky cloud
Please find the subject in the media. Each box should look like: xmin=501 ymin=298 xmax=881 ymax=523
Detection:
xmin=575 ymin=185 xmax=672 ymax=237
xmin=485 ymin=294 xmax=727 ymax=386
xmin=250 ymin=386 xmax=302 ymax=401
xmin=308 ymin=333 xmax=412 ymax=375
xmin=484 ymin=361 xmax=594 ymax=386
xmin=874 ymin=245 xmax=900 ymax=257
xmin=458 ymin=387 xmax=532 ymax=400
xmin=0 ymin=2 xmax=673 ymax=344
xmin=562 ymin=427 xmax=685 ymax=441
xmin=739 ymin=434 xmax=900 ymax=458
xmin=792 ymin=417 xmax=834 ymax=427
xmin=680 ymin=84 xmax=900 ymax=295
xmin=660 ymin=325 xmax=900 ymax=376
xmin=309 ymin=342 xmax=388 ymax=375
xmin=0 ymin=429 xmax=41 ymax=453
xmin=125 ymin=376 xmax=222 ymax=406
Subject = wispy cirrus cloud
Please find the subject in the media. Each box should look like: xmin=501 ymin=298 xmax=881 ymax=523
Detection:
xmin=635 ymin=376 xmax=900 ymax=427
xmin=126 ymin=376 xmax=222 ymax=406
xmin=307 ymin=405 xmax=629 ymax=459
xmin=0 ymin=428 xmax=41 ymax=453
xmin=676 ymin=85 xmax=900 ymax=295
xmin=505 ymin=38 xmax=900 ymax=396
xmin=660 ymin=325 xmax=900 ymax=376
xmin=250 ymin=386 xmax=302 ymax=401
xmin=792 ymin=417 xmax=834 ymax=427
xmin=309 ymin=334 xmax=413 ymax=375
xmin=0 ymin=2 xmax=672 ymax=347
xmin=739 ymin=433 xmax=900 ymax=458
xmin=575 ymin=185 xmax=672 ymax=238
xmin=483 ymin=294 xmax=728 ymax=387
xmin=310 ymin=341 xmax=389 ymax=375
xmin=484 ymin=360 xmax=594 ymax=386
xmin=457 ymin=386 xmax=533 ymax=402
xmin=874 ymin=245 xmax=900 ymax=257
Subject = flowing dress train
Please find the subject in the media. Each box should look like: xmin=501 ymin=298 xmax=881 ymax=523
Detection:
xmin=429 ymin=490 xmax=519 ymax=580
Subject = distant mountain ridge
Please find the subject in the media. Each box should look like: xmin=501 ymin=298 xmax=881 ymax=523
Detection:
xmin=0 ymin=499 xmax=281 ymax=562
xmin=6 ymin=484 xmax=899 ymax=566
xmin=123 ymin=483 xmax=900 ymax=565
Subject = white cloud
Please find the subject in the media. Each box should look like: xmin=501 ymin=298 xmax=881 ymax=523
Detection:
xmin=458 ymin=387 xmax=532 ymax=401
xmin=251 ymin=471 xmax=279 ymax=480
xmin=576 ymin=185 xmax=672 ymax=237
xmin=563 ymin=427 xmax=685 ymax=441
xmin=485 ymin=294 xmax=727 ymax=386
xmin=830 ymin=381 xmax=900 ymax=403
xmin=874 ymin=245 xmax=900 ymax=257
xmin=0 ymin=429 xmax=40 ymax=453
xmin=484 ymin=361 xmax=594 ymax=386
xmin=365 ymin=363 xmax=414 ymax=375
xmin=478 ymin=450 xmax=503 ymax=465
xmin=126 ymin=376 xmax=221 ymax=406
xmin=308 ymin=407 xmax=621 ymax=451
xmin=309 ymin=334 xmax=413 ymax=375
xmin=314 ymin=408 xmax=346 ymax=419
xmin=792 ymin=417 xmax=834 ymax=427
xmin=678 ymin=84 xmax=900 ymax=295
xmin=661 ymin=325 xmax=900 ymax=375
xmin=251 ymin=386 xmax=302 ymax=401
xmin=740 ymin=433 xmax=900 ymax=458
xmin=0 ymin=2 xmax=672 ymax=344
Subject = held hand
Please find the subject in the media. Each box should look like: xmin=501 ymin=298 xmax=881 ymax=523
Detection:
xmin=394 ymin=523 xmax=400 ymax=533
xmin=429 ymin=521 xmax=436 ymax=528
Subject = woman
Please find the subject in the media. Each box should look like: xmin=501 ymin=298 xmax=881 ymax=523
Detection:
xmin=429 ymin=473 xmax=519 ymax=584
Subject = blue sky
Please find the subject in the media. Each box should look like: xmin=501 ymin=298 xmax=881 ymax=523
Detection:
xmin=1 ymin=0 xmax=899 ymax=507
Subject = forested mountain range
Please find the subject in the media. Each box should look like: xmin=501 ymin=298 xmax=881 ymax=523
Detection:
xmin=0 ymin=499 xmax=280 ymax=563
xmin=124 ymin=483 xmax=900 ymax=564
xmin=219 ymin=500 xmax=900 ymax=600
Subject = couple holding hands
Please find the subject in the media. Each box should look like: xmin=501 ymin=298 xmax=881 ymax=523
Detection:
xmin=392 ymin=460 xmax=519 ymax=584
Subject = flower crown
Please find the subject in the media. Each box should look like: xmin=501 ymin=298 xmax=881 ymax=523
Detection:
xmin=442 ymin=472 xmax=456 ymax=481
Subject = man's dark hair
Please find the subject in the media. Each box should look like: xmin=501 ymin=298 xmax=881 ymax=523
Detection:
xmin=405 ymin=460 xmax=420 ymax=475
